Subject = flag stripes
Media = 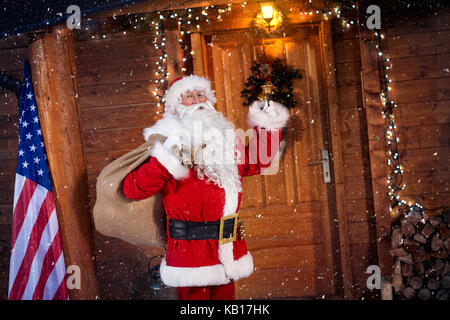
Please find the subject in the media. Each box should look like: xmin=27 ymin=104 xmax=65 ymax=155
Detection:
xmin=8 ymin=62 xmax=69 ymax=300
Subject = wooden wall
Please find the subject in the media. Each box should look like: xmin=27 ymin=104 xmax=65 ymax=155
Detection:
xmin=74 ymin=26 xmax=177 ymax=299
xmin=330 ymin=8 xmax=450 ymax=298
xmin=332 ymin=22 xmax=379 ymax=299
xmin=0 ymin=34 xmax=29 ymax=300
xmin=381 ymin=10 xmax=450 ymax=210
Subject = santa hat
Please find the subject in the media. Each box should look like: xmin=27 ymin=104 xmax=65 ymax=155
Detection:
xmin=163 ymin=75 xmax=217 ymax=113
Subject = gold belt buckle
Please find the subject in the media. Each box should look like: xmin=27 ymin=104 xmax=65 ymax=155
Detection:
xmin=219 ymin=213 xmax=238 ymax=245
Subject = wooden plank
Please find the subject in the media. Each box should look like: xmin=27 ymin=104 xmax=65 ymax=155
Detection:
xmin=0 ymin=115 xmax=18 ymax=138
xmin=29 ymin=27 xmax=98 ymax=299
xmin=82 ymin=126 xmax=145 ymax=153
xmin=348 ymin=221 xmax=371 ymax=244
xmin=399 ymin=146 xmax=449 ymax=172
xmin=243 ymin=209 xmax=325 ymax=244
xmin=385 ymin=30 xmax=450 ymax=59
xmin=165 ymin=28 xmax=184 ymax=81
xmin=190 ymin=32 xmax=207 ymax=76
xmin=342 ymin=152 xmax=365 ymax=177
xmin=358 ymin=13 xmax=393 ymax=277
xmin=337 ymin=85 xmax=363 ymax=110
xmin=391 ymin=78 xmax=450 ymax=104
xmin=404 ymin=192 xmax=450 ymax=210
xmin=320 ymin=20 xmax=352 ymax=298
xmin=0 ymin=33 xmax=29 ymax=50
xmin=250 ymin=244 xmax=326 ymax=270
xmin=0 ymin=47 xmax=27 ymax=64
xmin=336 ymin=61 xmax=361 ymax=87
xmin=0 ymin=89 xmax=19 ymax=116
xmin=80 ymin=103 xmax=157 ymax=131
xmin=344 ymin=198 xmax=374 ymax=223
xmin=349 ymin=243 xmax=373 ymax=271
xmin=339 ymin=108 xmax=362 ymax=132
xmin=344 ymin=176 xmax=372 ymax=200
xmin=78 ymin=81 xmax=158 ymax=108
xmin=236 ymin=266 xmax=333 ymax=299
xmin=387 ymin=53 xmax=450 ymax=82
xmin=75 ymin=34 xmax=159 ymax=64
xmin=384 ymin=9 xmax=450 ymax=36
xmin=340 ymin=129 xmax=366 ymax=154
xmin=84 ymin=148 xmax=133 ymax=174
xmin=0 ymin=137 xmax=18 ymax=161
xmin=0 ymin=181 xmax=14 ymax=205
xmin=0 ymin=203 xmax=13 ymax=225
xmin=77 ymin=56 xmax=160 ymax=87
xmin=334 ymin=39 xmax=361 ymax=64
xmin=395 ymin=123 xmax=450 ymax=150
xmin=394 ymin=100 xmax=450 ymax=126
xmin=400 ymin=168 xmax=450 ymax=196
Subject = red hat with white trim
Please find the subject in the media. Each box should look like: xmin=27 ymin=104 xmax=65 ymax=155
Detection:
xmin=163 ymin=75 xmax=217 ymax=113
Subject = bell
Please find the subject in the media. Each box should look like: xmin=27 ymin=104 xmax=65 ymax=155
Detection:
xmin=258 ymin=81 xmax=275 ymax=103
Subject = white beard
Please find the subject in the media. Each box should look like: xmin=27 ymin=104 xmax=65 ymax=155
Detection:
xmin=174 ymin=101 xmax=242 ymax=193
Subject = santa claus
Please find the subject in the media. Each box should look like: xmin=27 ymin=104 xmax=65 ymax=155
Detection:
xmin=122 ymin=75 xmax=289 ymax=300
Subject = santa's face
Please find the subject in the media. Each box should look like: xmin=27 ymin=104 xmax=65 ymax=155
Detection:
xmin=181 ymin=90 xmax=207 ymax=106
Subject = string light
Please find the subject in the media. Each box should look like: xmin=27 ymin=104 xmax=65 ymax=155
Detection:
xmin=375 ymin=31 xmax=424 ymax=219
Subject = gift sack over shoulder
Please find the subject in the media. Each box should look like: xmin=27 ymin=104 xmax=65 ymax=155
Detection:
xmin=93 ymin=134 xmax=168 ymax=246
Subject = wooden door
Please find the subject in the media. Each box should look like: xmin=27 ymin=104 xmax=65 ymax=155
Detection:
xmin=194 ymin=26 xmax=342 ymax=299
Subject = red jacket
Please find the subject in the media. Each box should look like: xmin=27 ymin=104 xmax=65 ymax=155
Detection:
xmin=123 ymin=102 xmax=288 ymax=287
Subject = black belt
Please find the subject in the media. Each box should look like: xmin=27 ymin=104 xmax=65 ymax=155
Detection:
xmin=169 ymin=214 xmax=239 ymax=244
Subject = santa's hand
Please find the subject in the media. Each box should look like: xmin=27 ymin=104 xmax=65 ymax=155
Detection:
xmin=163 ymin=136 xmax=181 ymax=152
xmin=263 ymin=100 xmax=278 ymax=117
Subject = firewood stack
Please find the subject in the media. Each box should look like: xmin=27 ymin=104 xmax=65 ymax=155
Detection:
xmin=391 ymin=209 xmax=450 ymax=300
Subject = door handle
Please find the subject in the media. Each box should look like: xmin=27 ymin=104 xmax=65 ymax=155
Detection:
xmin=308 ymin=149 xmax=331 ymax=183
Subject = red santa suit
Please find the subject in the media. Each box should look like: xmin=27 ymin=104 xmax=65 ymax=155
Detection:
xmin=122 ymin=75 xmax=289 ymax=299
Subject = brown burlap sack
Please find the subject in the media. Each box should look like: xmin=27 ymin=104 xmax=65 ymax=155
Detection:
xmin=93 ymin=134 xmax=168 ymax=247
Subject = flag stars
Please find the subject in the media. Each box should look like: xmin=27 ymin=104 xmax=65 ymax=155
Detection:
xmin=33 ymin=156 xmax=40 ymax=164
xmin=22 ymin=161 xmax=29 ymax=168
xmin=33 ymin=116 xmax=39 ymax=123
xmin=37 ymin=129 xmax=41 ymax=135
xmin=22 ymin=120 xmax=29 ymax=128
xmin=18 ymin=149 xmax=24 ymax=156
xmin=25 ymin=132 xmax=33 ymax=140
xmin=26 ymin=92 xmax=33 ymax=100
xmin=37 ymin=169 xmax=44 ymax=176
xmin=29 ymin=144 xmax=37 ymax=152
xmin=30 ymin=104 xmax=36 ymax=111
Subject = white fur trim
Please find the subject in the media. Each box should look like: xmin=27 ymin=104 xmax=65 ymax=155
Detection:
xmin=218 ymin=184 xmax=254 ymax=280
xmin=163 ymin=75 xmax=217 ymax=113
xmin=143 ymin=113 xmax=188 ymax=142
xmin=149 ymin=142 xmax=189 ymax=180
xmin=143 ymin=113 xmax=190 ymax=180
xmin=248 ymin=100 xmax=290 ymax=130
xmin=219 ymin=244 xmax=254 ymax=280
xmin=160 ymin=259 xmax=230 ymax=287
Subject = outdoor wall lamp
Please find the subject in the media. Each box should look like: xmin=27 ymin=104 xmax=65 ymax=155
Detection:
xmin=258 ymin=1 xmax=275 ymax=32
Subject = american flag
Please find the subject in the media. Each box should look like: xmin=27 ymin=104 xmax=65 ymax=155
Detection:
xmin=8 ymin=62 xmax=69 ymax=300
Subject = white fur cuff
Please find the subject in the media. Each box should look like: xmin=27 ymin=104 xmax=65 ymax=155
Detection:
xmin=160 ymin=260 xmax=231 ymax=287
xmin=149 ymin=142 xmax=189 ymax=180
xmin=248 ymin=100 xmax=290 ymax=130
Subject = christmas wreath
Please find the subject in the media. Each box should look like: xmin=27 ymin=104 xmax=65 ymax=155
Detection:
xmin=241 ymin=58 xmax=302 ymax=109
